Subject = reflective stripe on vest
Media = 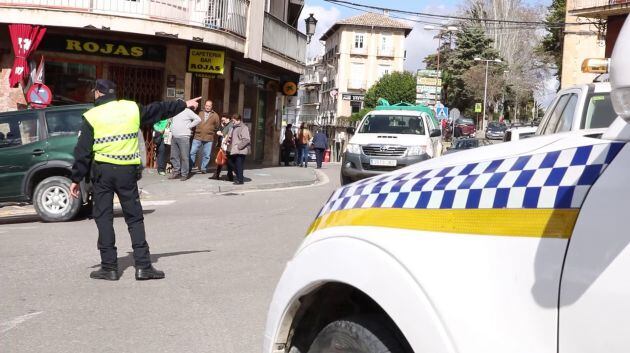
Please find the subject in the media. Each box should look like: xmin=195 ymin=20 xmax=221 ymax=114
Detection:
xmin=84 ymin=100 xmax=141 ymax=165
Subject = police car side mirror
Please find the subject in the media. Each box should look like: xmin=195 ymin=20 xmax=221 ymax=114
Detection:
xmin=430 ymin=129 xmax=441 ymax=137
xmin=347 ymin=127 xmax=356 ymax=134
xmin=610 ymin=16 xmax=630 ymax=122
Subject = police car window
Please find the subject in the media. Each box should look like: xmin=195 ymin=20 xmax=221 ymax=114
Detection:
xmin=542 ymin=94 xmax=572 ymax=134
xmin=46 ymin=109 xmax=86 ymax=136
xmin=583 ymin=93 xmax=616 ymax=129
xmin=555 ymin=94 xmax=578 ymax=133
xmin=359 ymin=115 xmax=426 ymax=135
xmin=0 ymin=113 xmax=39 ymax=148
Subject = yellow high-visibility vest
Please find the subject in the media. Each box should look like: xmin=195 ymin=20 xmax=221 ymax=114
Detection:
xmin=84 ymin=100 xmax=141 ymax=165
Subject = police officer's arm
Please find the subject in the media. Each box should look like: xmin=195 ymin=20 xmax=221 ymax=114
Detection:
xmin=70 ymin=119 xmax=94 ymax=198
xmin=138 ymin=97 xmax=202 ymax=127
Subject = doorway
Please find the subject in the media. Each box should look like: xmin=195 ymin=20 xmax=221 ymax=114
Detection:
xmin=255 ymin=90 xmax=267 ymax=161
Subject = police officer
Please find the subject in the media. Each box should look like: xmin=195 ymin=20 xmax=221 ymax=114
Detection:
xmin=69 ymin=79 xmax=201 ymax=281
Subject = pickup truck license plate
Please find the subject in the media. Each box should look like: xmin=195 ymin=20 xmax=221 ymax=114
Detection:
xmin=370 ymin=159 xmax=397 ymax=167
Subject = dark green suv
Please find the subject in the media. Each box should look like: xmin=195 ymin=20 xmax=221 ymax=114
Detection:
xmin=0 ymin=104 xmax=92 ymax=221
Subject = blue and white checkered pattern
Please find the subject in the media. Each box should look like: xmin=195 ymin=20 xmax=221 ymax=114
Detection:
xmin=319 ymin=143 xmax=625 ymax=217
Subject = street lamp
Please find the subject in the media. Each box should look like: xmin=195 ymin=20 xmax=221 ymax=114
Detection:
xmin=474 ymin=57 xmax=502 ymax=130
xmin=501 ymin=70 xmax=509 ymax=122
xmin=305 ymin=14 xmax=318 ymax=44
xmin=424 ymin=25 xmax=458 ymax=107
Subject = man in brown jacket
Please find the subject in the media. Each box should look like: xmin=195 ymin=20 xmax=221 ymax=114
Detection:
xmin=190 ymin=100 xmax=220 ymax=173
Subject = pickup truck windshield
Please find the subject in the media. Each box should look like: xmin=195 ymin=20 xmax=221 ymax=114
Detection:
xmin=359 ymin=115 xmax=426 ymax=135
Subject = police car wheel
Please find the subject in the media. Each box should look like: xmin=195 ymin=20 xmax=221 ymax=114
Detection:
xmin=305 ymin=316 xmax=407 ymax=353
xmin=33 ymin=176 xmax=82 ymax=222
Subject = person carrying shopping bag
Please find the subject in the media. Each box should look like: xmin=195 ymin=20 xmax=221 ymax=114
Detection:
xmin=226 ymin=114 xmax=250 ymax=185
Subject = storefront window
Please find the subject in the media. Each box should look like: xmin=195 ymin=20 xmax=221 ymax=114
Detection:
xmin=46 ymin=61 xmax=96 ymax=105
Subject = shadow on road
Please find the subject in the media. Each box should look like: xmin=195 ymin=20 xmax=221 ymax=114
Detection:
xmin=90 ymin=250 xmax=213 ymax=273
xmin=0 ymin=209 xmax=156 ymax=225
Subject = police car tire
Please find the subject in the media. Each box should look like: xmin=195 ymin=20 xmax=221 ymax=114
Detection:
xmin=305 ymin=315 xmax=407 ymax=353
xmin=33 ymin=176 xmax=81 ymax=222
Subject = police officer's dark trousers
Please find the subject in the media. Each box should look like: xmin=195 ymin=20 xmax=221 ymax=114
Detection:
xmin=91 ymin=162 xmax=151 ymax=270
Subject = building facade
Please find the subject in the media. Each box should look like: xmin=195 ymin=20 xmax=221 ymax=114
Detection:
xmin=295 ymin=57 xmax=323 ymax=126
xmin=562 ymin=0 xmax=629 ymax=88
xmin=318 ymin=13 xmax=412 ymax=124
xmin=0 ymin=0 xmax=307 ymax=165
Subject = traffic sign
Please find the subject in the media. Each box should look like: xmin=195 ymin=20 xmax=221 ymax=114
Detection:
xmin=449 ymin=108 xmax=461 ymax=121
xmin=436 ymin=106 xmax=449 ymax=119
xmin=26 ymin=83 xmax=52 ymax=108
xmin=475 ymin=103 xmax=482 ymax=113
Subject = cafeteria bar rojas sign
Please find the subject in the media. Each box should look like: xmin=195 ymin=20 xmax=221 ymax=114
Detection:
xmin=40 ymin=35 xmax=166 ymax=62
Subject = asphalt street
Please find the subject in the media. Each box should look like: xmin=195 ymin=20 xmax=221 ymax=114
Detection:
xmin=0 ymin=165 xmax=340 ymax=353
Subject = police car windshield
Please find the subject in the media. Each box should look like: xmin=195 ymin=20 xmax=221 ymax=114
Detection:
xmin=359 ymin=115 xmax=426 ymax=135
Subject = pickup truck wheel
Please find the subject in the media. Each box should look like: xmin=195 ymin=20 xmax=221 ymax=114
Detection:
xmin=340 ymin=174 xmax=353 ymax=186
xmin=33 ymin=176 xmax=81 ymax=222
xmin=306 ymin=316 xmax=407 ymax=353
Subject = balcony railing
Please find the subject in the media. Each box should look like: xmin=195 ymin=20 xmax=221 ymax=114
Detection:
xmin=569 ymin=0 xmax=630 ymax=11
xmin=2 ymin=0 xmax=249 ymax=37
xmin=262 ymin=12 xmax=306 ymax=64
xmin=378 ymin=47 xmax=394 ymax=57
xmin=300 ymin=96 xmax=320 ymax=105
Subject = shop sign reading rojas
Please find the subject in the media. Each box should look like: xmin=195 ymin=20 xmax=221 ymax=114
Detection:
xmin=40 ymin=35 xmax=166 ymax=62
xmin=187 ymin=48 xmax=225 ymax=74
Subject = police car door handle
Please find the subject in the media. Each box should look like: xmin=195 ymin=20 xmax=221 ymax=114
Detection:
xmin=32 ymin=149 xmax=45 ymax=156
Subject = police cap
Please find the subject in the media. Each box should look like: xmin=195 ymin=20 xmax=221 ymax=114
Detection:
xmin=93 ymin=79 xmax=117 ymax=95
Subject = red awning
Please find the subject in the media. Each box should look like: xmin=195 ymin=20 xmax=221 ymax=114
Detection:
xmin=8 ymin=24 xmax=46 ymax=88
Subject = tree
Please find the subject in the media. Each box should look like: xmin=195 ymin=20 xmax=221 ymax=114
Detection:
xmin=363 ymin=71 xmax=416 ymax=108
xmin=539 ymin=0 xmax=566 ymax=83
xmin=444 ymin=26 xmax=501 ymax=112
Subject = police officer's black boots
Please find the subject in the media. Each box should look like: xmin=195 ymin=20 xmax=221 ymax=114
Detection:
xmin=135 ymin=266 xmax=165 ymax=280
xmin=90 ymin=268 xmax=119 ymax=281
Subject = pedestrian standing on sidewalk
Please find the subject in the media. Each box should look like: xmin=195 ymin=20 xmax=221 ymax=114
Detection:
xmin=69 ymin=78 xmax=201 ymax=281
xmin=190 ymin=100 xmax=220 ymax=174
xmin=210 ymin=113 xmax=233 ymax=180
xmin=312 ymin=128 xmax=328 ymax=169
xmin=152 ymin=119 xmax=169 ymax=175
xmin=282 ymin=124 xmax=295 ymax=166
xmin=227 ymin=114 xmax=250 ymax=185
xmin=169 ymin=107 xmax=201 ymax=181
xmin=297 ymin=123 xmax=312 ymax=168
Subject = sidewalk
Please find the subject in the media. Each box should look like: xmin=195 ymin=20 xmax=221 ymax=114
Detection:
xmin=139 ymin=163 xmax=320 ymax=198
xmin=0 ymin=164 xmax=321 ymax=220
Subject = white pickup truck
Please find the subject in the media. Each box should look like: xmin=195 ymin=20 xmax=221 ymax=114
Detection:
xmin=537 ymin=81 xmax=616 ymax=135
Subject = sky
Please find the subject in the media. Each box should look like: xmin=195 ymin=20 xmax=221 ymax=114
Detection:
xmin=298 ymin=0 xmax=558 ymax=106
xmin=298 ymin=0 xmax=460 ymax=72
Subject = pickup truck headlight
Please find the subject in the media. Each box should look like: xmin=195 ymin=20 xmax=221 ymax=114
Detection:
xmin=407 ymin=146 xmax=426 ymax=156
xmin=612 ymin=87 xmax=630 ymax=121
xmin=346 ymin=144 xmax=362 ymax=154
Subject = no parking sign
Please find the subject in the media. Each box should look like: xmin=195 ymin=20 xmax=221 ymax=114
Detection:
xmin=26 ymin=83 xmax=52 ymax=108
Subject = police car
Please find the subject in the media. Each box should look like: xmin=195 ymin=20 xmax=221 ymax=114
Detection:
xmin=263 ymin=18 xmax=630 ymax=353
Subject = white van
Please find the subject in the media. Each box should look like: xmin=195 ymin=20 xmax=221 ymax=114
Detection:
xmin=340 ymin=103 xmax=442 ymax=185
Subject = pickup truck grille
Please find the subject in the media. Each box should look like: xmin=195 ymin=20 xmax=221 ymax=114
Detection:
xmin=362 ymin=145 xmax=407 ymax=156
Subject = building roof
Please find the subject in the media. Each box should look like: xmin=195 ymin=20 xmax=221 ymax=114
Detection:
xmin=320 ymin=12 xmax=413 ymax=40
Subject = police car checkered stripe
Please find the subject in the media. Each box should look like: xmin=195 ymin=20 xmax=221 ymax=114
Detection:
xmin=94 ymin=132 xmax=137 ymax=144
xmin=98 ymin=152 xmax=141 ymax=161
xmin=319 ymin=143 xmax=625 ymax=217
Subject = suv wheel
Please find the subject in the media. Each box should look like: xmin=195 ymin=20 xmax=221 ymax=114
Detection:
xmin=33 ymin=176 xmax=81 ymax=222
